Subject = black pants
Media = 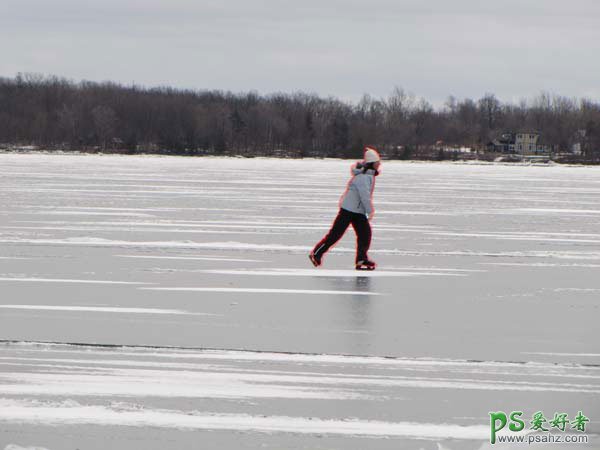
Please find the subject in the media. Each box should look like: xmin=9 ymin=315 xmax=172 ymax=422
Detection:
xmin=313 ymin=208 xmax=371 ymax=263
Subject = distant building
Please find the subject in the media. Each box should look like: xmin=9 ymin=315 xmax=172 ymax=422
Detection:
xmin=13 ymin=145 xmax=40 ymax=152
xmin=487 ymin=132 xmax=549 ymax=155
xmin=515 ymin=132 xmax=542 ymax=154
xmin=487 ymin=133 xmax=514 ymax=153
xmin=434 ymin=141 xmax=473 ymax=153
xmin=571 ymin=129 xmax=586 ymax=156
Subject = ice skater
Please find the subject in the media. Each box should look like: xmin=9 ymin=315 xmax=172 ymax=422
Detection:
xmin=309 ymin=146 xmax=381 ymax=270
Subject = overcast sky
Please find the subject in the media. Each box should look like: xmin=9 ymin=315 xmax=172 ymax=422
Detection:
xmin=1 ymin=0 xmax=599 ymax=106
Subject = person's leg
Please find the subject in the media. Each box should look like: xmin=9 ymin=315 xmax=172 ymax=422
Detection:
xmin=350 ymin=213 xmax=372 ymax=263
xmin=312 ymin=209 xmax=352 ymax=262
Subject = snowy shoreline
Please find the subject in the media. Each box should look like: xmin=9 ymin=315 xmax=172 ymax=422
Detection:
xmin=2 ymin=149 xmax=598 ymax=168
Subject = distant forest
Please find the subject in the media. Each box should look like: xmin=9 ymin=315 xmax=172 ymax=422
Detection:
xmin=1 ymin=73 xmax=600 ymax=160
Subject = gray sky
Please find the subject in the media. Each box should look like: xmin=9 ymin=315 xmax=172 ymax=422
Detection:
xmin=1 ymin=0 xmax=599 ymax=106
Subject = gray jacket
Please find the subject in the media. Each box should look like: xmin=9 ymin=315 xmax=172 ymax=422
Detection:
xmin=340 ymin=163 xmax=376 ymax=215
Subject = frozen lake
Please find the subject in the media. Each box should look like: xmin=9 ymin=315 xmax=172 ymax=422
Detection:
xmin=1 ymin=153 xmax=599 ymax=449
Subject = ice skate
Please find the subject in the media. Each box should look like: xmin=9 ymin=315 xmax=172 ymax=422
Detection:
xmin=355 ymin=260 xmax=376 ymax=271
xmin=309 ymin=251 xmax=322 ymax=267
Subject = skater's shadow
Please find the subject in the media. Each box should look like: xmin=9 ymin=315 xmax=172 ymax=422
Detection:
xmin=315 ymin=274 xmax=376 ymax=345
xmin=320 ymin=273 xmax=376 ymax=296
xmin=319 ymin=273 xmax=376 ymax=296
xmin=347 ymin=276 xmax=374 ymax=332
xmin=327 ymin=275 xmax=375 ymax=324
xmin=354 ymin=276 xmax=372 ymax=293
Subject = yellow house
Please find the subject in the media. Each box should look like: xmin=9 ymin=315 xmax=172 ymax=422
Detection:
xmin=514 ymin=132 xmax=550 ymax=155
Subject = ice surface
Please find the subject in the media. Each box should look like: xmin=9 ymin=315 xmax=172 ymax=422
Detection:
xmin=1 ymin=154 xmax=599 ymax=449
xmin=0 ymin=277 xmax=147 ymax=284
xmin=0 ymin=305 xmax=212 ymax=315
xmin=141 ymin=286 xmax=381 ymax=295
xmin=0 ymin=397 xmax=491 ymax=439
xmin=0 ymin=343 xmax=596 ymax=443
xmin=4 ymin=445 xmax=50 ymax=450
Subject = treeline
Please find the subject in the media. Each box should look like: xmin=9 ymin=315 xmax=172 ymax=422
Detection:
xmin=1 ymin=73 xmax=600 ymax=159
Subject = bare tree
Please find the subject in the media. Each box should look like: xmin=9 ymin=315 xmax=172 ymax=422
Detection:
xmin=92 ymin=105 xmax=117 ymax=150
xmin=1 ymin=73 xmax=599 ymax=160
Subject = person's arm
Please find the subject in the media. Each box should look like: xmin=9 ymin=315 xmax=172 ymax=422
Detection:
xmin=356 ymin=176 xmax=374 ymax=219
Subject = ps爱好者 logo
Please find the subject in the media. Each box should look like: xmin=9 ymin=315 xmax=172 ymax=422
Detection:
xmin=489 ymin=410 xmax=590 ymax=444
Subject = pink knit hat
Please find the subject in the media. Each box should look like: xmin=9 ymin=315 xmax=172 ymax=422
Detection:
xmin=364 ymin=146 xmax=380 ymax=163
